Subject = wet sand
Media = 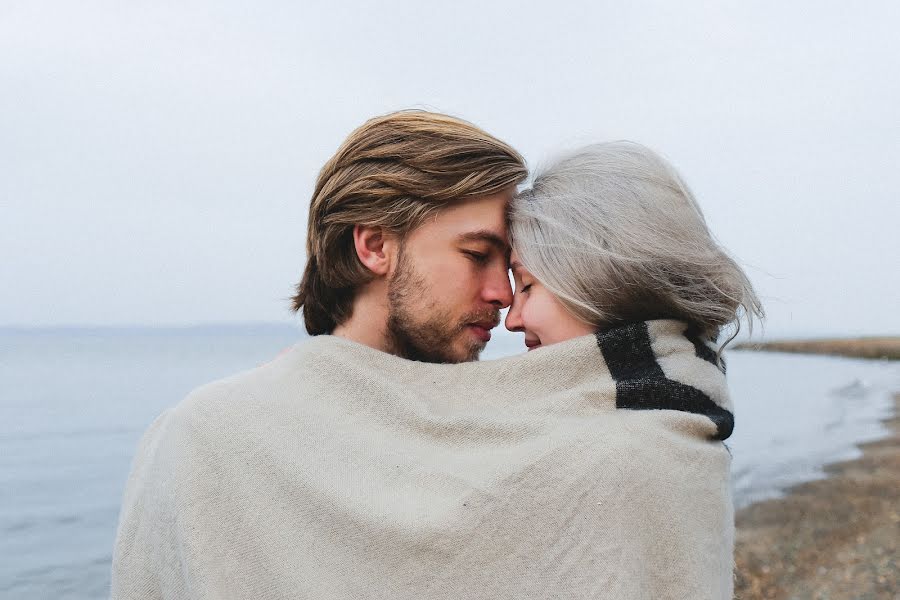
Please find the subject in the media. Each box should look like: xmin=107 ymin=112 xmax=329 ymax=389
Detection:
xmin=734 ymin=394 xmax=899 ymax=599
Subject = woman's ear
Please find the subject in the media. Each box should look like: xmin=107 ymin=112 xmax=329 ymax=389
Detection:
xmin=352 ymin=225 xmax=396 ymax=276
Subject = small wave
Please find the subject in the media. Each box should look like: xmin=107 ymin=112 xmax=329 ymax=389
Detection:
xmin=829 ymin=377 xmax=872 ymax=398
xmin=0 ymin=553 xmax=112 ymax=596
xmin=4 ymin=518 xmax=37 ymax=533
xmin=0 ymin=426 xmax=140 ymax=443
xmin=3 ymin=512 xmax=85 ymax=534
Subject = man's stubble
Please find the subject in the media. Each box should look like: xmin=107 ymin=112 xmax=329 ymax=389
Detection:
xmin=386 ymin=247 xmax=498 ymax=364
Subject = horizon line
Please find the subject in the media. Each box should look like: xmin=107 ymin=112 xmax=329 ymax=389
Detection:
xmin=0 ymin=322 xmax=894 ymax=342
xmin=0 ymin=320 xmax=304 ymax=332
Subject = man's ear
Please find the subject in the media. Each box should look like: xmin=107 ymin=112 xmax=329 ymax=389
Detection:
xmin=352 ymin=225 xmax=396 ymax=276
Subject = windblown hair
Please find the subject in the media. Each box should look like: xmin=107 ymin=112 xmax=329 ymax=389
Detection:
xmin=510 ymin=141 xmax=763 ymax=351
xmin=292 ymin=110 xmax=527 ymax=335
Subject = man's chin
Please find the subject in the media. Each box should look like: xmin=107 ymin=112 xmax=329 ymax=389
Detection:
xmin=451 ymin=334 xmax=487 ymax=363
xmin=388 ymin=332 xmax=481 ymax=364
xmin=419 ymin=335 xmax=484 ymax=364
xmin=386 ymin=313 xmax=489 ymax=363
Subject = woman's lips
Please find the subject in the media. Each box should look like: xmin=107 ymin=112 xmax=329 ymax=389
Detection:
xmin=525 ymin=338 xmax=541 ymax=351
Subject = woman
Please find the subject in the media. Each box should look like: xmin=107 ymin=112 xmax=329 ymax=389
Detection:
xmin=495 ymin=140 xmax=763 ymax=597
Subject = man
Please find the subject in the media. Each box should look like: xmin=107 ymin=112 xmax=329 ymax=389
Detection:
xmin=291 ymin=110 xmax=527 ymax=362
xmin=110 ymin=111 xmax=528 ymax=598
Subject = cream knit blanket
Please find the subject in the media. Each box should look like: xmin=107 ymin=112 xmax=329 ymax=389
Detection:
xmin=111 ymin=319 xmax=735 ymax=599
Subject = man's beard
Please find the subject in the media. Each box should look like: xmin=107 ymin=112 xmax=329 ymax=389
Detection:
xmin=386 ymin=249 xmax=499 ymax=364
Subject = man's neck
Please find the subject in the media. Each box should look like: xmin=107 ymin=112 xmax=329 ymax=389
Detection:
xmin=331 ymin=283 xmax=395 ymax=355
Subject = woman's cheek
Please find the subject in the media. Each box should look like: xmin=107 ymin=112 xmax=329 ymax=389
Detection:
xmin=521 ymin=297 xmax=541 ymax=334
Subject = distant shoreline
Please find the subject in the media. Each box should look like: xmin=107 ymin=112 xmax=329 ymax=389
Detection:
xmin=734 ymin=337 xmax=900 ymax=361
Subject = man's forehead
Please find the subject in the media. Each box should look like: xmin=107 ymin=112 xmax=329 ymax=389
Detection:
xmin=410 ymin=190 xmax=512 ymax=247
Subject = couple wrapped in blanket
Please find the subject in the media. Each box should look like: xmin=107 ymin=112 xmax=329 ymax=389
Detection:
xmin=112 ymin=111 xmax=763 ymax=599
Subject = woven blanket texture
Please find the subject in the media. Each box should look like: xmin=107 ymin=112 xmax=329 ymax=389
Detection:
xmin=111 ymin=319 xmax=735 ymax=599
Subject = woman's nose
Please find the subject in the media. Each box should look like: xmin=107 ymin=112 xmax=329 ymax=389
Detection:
xmin=505 ymin=296 xmax=524 ymax=332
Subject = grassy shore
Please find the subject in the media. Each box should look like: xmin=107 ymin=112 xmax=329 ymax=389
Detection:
xmin=734 ymin=394 xmax=899 ymax=599
xmin=734 ymin=337 xmax=900 ymax=360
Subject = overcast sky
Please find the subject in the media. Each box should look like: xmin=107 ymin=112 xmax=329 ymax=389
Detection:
xmin=2 ymin=1 xmax=898 ymax=337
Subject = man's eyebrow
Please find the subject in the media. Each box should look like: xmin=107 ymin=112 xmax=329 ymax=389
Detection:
xmin=457 ymin=230 xmax=509 ymax=252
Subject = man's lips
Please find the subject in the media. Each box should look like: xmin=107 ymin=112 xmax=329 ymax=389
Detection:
xmin=468 ymin=320 xmax=498 ymax=343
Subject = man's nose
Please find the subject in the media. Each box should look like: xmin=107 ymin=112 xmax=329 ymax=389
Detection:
xmin=505 ymin=295 xmax=524 ymax=332
xmin=483 ymin=267 xmax=514 ymax=309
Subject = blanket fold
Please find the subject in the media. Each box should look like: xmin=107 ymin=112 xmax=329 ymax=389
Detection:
xmin=111 ymin=319 xmax=735 ymax=600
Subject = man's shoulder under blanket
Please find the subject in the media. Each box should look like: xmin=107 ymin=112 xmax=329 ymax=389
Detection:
xmin=139 ymin=324 xmax=732 ymax=482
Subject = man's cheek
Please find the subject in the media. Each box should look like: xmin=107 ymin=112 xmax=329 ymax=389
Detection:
xmin=445 ymin=275 xmax=479 ymax=304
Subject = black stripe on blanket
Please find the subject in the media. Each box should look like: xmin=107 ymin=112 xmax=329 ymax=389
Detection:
xmin=683 ymin=322 xmax=725 ymax=373
xmin=596 ymin=322 xmax=734 ymax=441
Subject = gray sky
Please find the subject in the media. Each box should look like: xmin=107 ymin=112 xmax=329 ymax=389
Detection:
xmin=2 ymin=1 xmax=898 ymax=337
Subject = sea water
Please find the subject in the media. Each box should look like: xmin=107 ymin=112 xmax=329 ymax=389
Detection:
xmin=1 ymin=326 xmax=896 ymax=598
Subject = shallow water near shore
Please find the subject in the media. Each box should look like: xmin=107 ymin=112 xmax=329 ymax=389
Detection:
xmin=726 ymin=351 xmax=897 ymax=509
xmin=1 ymin=327 xmax=897 ymax=599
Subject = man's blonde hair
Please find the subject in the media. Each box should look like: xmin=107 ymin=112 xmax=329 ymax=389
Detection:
xmin=292 ymin=110 xmax=527 ymax=335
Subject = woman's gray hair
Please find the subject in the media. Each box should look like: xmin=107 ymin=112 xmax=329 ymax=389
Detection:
xmin=510 ymin=141 xmax=763 ymax=351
